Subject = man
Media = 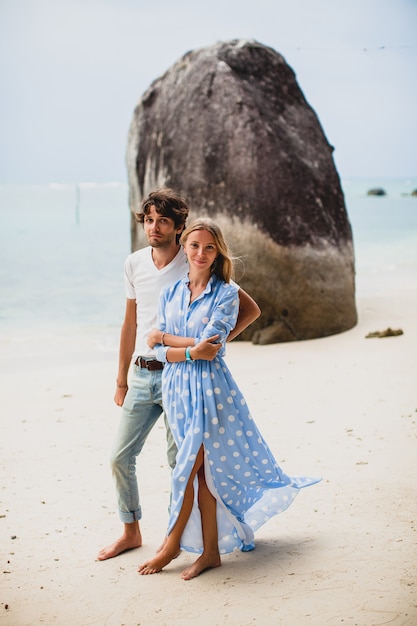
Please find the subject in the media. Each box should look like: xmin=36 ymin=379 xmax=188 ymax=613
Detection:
xmin=97 ymin=188 xmax=260 ymax=561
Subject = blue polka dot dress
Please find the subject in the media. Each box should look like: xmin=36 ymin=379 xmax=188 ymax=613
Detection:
xmin=154 ymin=275 xmax=320 ymax=554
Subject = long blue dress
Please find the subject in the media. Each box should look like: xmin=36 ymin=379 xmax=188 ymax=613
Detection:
xmin=154 ymin=274 xmax=320 ymax=554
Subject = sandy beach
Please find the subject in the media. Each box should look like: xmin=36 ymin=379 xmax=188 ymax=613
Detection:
xmin=1 ymin=284 xmax=416 ymax=626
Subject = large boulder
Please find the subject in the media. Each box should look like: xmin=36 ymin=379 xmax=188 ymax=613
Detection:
xmin=126 ymin=39 xmax=357 ymax=343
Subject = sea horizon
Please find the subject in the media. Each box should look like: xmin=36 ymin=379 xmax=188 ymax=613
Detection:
xmin=1 ymin=177 xmax=416 ymax=330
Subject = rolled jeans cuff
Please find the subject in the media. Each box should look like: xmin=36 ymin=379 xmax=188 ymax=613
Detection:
xmin=119 ymin=507 xmax=142 ymax=524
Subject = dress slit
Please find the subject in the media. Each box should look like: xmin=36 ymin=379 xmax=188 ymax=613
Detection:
xmin=158 ymin=275 xmax=320 ymax=554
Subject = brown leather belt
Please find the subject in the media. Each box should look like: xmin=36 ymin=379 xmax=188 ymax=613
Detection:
xmin=135 ymin=357 xmax=164 ymax=371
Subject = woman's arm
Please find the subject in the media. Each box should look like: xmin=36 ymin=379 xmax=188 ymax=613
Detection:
xmin=153 ymin=281 xmax=239 ymax=362
xmin=149 ymin=329 xmax=221 ymax=361
xmin=165 ymin=335 xmax=221 ymax=362
xmin=148 ymin=287 xmax=260 ymax=348
xmin=147 ymin=328 xmax=194 ymax=349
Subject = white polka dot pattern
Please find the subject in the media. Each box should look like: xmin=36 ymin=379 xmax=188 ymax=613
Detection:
xmin=157 ymin=275 xmax=320 ymax=554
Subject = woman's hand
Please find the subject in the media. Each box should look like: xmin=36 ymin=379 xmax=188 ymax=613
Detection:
xmin=192 ymin=335 xmax=221 ymax=361
xmin=147 ymin=327 xmax=163 ymax=348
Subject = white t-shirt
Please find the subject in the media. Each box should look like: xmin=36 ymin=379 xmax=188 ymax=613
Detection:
xmin=124 ymin=246 xmax=188 ymax=359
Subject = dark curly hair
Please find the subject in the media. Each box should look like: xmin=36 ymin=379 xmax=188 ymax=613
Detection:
xmin=136 ymin=188 xmax=189 ymax=243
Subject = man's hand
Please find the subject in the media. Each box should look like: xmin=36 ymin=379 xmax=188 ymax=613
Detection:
xmin=114 ymin=386 xmax=128 ymax=407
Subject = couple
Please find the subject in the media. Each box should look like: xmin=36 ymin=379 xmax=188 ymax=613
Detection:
xmin=98 ymin=188 xmax=319 ymax=580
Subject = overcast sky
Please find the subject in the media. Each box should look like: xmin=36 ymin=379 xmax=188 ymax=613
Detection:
xmin=1 ymin=0 xmax=416 ymax=184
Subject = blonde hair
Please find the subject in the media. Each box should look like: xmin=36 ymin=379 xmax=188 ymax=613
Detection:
xmin=180 ymin=218 xmax=234 ymax=283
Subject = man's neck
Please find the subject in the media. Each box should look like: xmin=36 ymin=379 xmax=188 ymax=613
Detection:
xmin=151 ymin=243 xmax=181 ymax=270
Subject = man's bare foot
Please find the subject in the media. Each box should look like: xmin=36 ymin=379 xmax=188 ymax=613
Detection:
xmin=138 ymin=546 xmax=179 ymax=575
xmin=97 ymin=524 xmax=142 ymax=561
xmin=181 ymin=552 xmax=221 ymax=581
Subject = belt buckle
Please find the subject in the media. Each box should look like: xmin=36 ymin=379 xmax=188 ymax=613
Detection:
xmin=140 ymin=357 xmax=160 ymax=370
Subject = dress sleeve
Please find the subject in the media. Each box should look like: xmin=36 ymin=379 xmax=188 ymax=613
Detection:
xmin=198 ymin=283 xmax=239 ymax=347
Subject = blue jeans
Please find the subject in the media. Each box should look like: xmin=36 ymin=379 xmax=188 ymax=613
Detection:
xmin=110 ymin=364 xmax=177 ymax=523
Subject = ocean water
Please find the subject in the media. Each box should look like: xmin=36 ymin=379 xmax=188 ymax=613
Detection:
xmin=0 ymin=183 xmax=130 ymax=329
xmin=0 ymin=179 xmax=416 ymax=329
xmin=344 ymin=178 xmax=417 ymax=296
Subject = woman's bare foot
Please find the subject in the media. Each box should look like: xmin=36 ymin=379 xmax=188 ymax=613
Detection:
xmin=157 ymin=535 xmax=168 ymax=553
xmin=138 ymin=546 xmax=179 ymax=575
xmin=181 ymin=552 xmax=221 ymax=580
xmin=97 ymin=524 xmax=142 ymax=561
xmin=157 ymin=535 xmax=181 ymax=559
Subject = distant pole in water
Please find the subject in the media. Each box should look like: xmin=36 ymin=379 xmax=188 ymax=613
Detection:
xmin=75 ymin=184 xmax=80 ymax=225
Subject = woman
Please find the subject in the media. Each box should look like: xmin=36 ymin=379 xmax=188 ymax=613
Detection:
xmin=139 ymin=218 xmax=319 ymax=580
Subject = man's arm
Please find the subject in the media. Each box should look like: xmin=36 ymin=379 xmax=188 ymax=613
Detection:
xmin=114 ymin=298 xmax=137 ymax=407
xmin=228 ymin=288 xmax=261 ymax=342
